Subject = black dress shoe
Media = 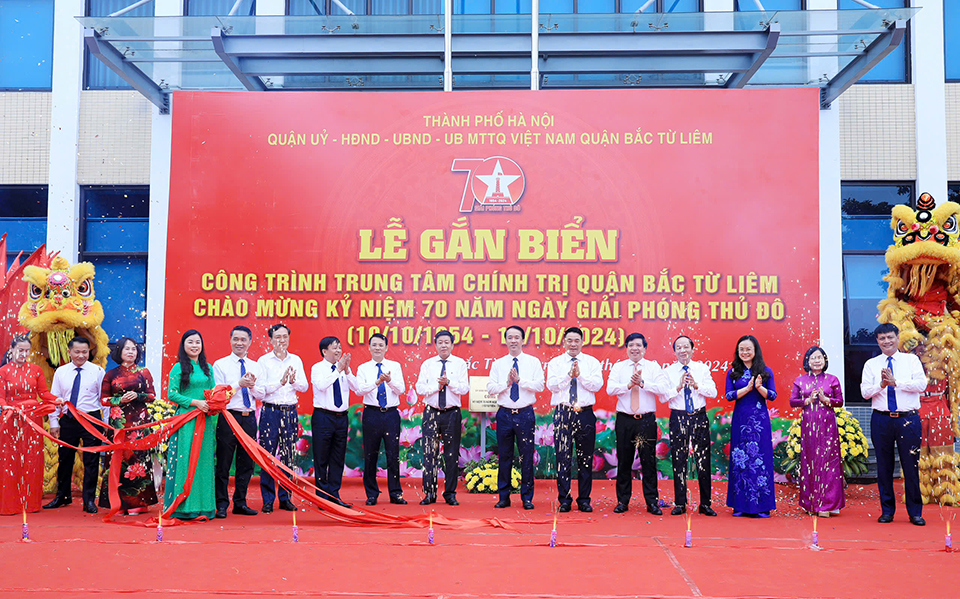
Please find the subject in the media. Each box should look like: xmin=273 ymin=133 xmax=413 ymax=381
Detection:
xmin=390 ymin=496 xmax=408 ymax=505
xmin=613 ymin=503 xmax=628 ymax=514
xmin=420 ymin=495 xmax=437 ymax=506
xmin=877 ymin=513 xmax=894 ymax=523
xmin=699 ymin=505 xmax=717 ymax=517
xmin=215 ymin=507 xmax=228 ymax=519
xmin=671 ymin=505 xmax=686 ymax=516
xmin=262 ymin=504 xmax=274 ymax=513
xmin=444 ymin=496 xmax=459 ymax=506
xmin=647 ymin=504 xmax=662 ymax=516
xmin=910 ymin=516 xmax=926 ymax=526
xmin=278 ymin=500 xmax=297 ymax=511
xmin=493 ymin=499 xmax=510 ymax=509
xmin=330 ymin=498 xmax=353 ymax=509
xmin=365 ymin=497 xmax=377 ymax=506
xmin=578 ymin=503 xmax=593 ymax=513
xmin=43 ymin=496 xmax=72 ymax=509
xmin=522 ymin=500 xmax=535 ymax=510
xmin=233 ymin=504 xmax=258 ymax=516
xmin=558 ymin=503 xmax=572 ymax=513
xmin=83 ymin=501 xmax=98 ymax=514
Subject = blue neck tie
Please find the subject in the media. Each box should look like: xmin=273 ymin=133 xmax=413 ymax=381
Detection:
xmin=510 ymin=357 xmax=520 ymax=402
xmin=683 ymin=364 xmax=693 ymax=413
xmin=569 ymin=357 xmax=578 ymax=405
xmin=70 ymin=366 xmax=82 ymax=407
xmin=376 ymin=363 xmax=387 ymax=408
xmin=239 ymin=359 xmax=251 ymax=409
xmin=438 ymin=359 xmax=447 ymax=409
xmin=332 ymin=363 xmax=343 ymax=408
xmin=886 ymin=356 xmax=898 ymax=412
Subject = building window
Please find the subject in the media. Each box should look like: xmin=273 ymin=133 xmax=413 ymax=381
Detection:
xmin=78 ymin=186 xmax=149 ymax=348
xmin=186 ymin=0 xmax=257 ymax=14
xmin=841 ymin=182 xmax=913 ymax=402
xmin=947 ymin=1 xmax=960 ymax=81
xmin=0 ymin=0 xmax=54 ymax=90
xmin=0 ymin=186 xmax=47 ymax=267
xmin=621 ymin=0 xmax=698 ymax=13
xmin=289 ymin=0 xmax=698 ymax=14
xmin=734 ymin=0 xmax=801 ymax=10
xmin=840 ymin=0 xmax=908 ymax=83
xmin=950 ymin=182 xmax=960 ymax=204
xmin=85 ymin=0 xmax=155 ymax=90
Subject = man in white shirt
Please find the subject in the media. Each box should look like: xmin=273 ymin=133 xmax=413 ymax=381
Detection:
xmin=861 ymin=323 xmax=928 ymax=526
xmin=415 ymin=330 xmax=470 ymax=506
xmin=310 ymin=335 xmax=358 ymax=508
xmin=659 ymin=335 xmax=718 ymax=516
xmin=487 ymin=325 xmax=544 ymax=510
xmin=355 ymin=333 xmax=406 ymax=506
xmin=254 ymin=323 xmax=308 ymax=513
xmin=546 ymin=327 xmax=604 ymax=512
xmin=212 ymin=325 xmax=263 ymax=518
xmin=44 ymin=336 xmax=106 ymax=514
xmin=606 ymin=332 xmax=669 ymax=515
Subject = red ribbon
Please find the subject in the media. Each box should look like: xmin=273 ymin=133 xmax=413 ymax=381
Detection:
xmin=7 ymin=385 xmax=513 ymax=530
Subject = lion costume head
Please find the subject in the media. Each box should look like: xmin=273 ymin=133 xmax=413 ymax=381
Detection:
xmin=19 ymin=256 xmax=110 ymax=375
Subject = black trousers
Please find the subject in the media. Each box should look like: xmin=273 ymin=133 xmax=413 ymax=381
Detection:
xmin=496 ymin=406 xmax=535 ymax=503
xmin=362 ymin=407 xmax=402 ymax=500
xmin=669 ymin=408 xmax=712 ymax=507
xmin=422 ymin=406 xmax=462 ymax=499
xmin=554 ymin=405 xmax=596 ymax=506
xmin=615 ymin=411 xmax=658 ymax=508
xmin=312 ymin=408 xmax=349 ymax=500
xmin=215 ymin=410 xmax=258 ymax=509
xmin=56 ymin=411 xmax=103 ymax=504
xmin=872 ymin=410 xmax=922 ymax=518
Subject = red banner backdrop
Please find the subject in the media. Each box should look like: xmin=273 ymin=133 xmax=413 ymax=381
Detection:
xmin=165 ymin=88 xmax=820 ymax=415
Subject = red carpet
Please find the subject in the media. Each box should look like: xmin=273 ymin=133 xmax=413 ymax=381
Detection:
xmin=1 ymin=479 xmax=957 ymax=598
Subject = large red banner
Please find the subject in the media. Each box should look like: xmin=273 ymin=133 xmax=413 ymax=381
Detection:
xmin=165 ymin=88 xmax=820 ymax=414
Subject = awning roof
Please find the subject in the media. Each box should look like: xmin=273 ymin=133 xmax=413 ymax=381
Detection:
xmin=79 ymin=7 xmax=919 ymax=114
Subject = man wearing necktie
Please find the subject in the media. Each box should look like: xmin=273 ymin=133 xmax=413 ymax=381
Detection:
xmin=487 ymin=325 xmax=544 ymax=510
xmin=547 ymin=327 xmax=604 ymax=512
xmin=415 ymin=331 xmax=470 ymax=506
xmin=212 ymin=326 xmax=264 ymax=518
xmin=659 ymin=335 xmax=718 ymax=516
xmin=356 ymin=333 xmax=406 ymax=506
xmin=44 ymin=336 xmax=106 ymax=513
xmin=861 ymin=323 xmax=928 ymax=526
xmin=606 ymin=332 xmax=669 ymax=515
xmin=310 ymin=336 xmax=359 ymax=508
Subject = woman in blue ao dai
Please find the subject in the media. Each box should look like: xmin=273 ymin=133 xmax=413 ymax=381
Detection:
xmin=725 ymin=335 xmax=777 ymax=517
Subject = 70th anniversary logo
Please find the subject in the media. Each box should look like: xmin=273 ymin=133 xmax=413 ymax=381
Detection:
xmin=452 ymin=156 xmax=526 ymax=213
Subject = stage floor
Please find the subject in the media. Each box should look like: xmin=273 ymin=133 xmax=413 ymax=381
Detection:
xmin=1 ymin=479 xmax=957 ymax=598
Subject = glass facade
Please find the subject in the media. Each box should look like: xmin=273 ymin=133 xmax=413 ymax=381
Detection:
xmin=840 ymin=0 xmax=907 ymax=82
xmin=0 ymin=186 xmax=47 ymax=267
xmin=186 ymin=0 xmax=256 ymax=15
xmin=288 ymin=0 xmax=697 ymax=15
xmin=78 ymin=187 xmax=150 ymax=346
xmin=735 ymin=0 xmax=801 ymax=10
xmin=0 ymin=0 xmax=54 ymax=90
xmin=85 ymin=0 xmax=155 ymax=90
xmin=840 ymin=182 xmax=913 ymax=402
xmin=947 ymin=0 xmax=959 ymax=81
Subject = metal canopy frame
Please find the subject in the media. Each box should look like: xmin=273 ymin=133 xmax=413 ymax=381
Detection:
xmin=84 ymin=28 xmax=170 ymax=113
xmin=820 ymin=19 xmax=905 ymax=109
xmin=80 ymin=10 xmax=913 ymax=112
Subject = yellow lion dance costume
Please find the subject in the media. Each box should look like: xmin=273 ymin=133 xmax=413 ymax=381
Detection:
xmin=19 ymin=256 xmax=110 ymax=493
xmin=877 ymin=192 xmax=960 ymax=505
